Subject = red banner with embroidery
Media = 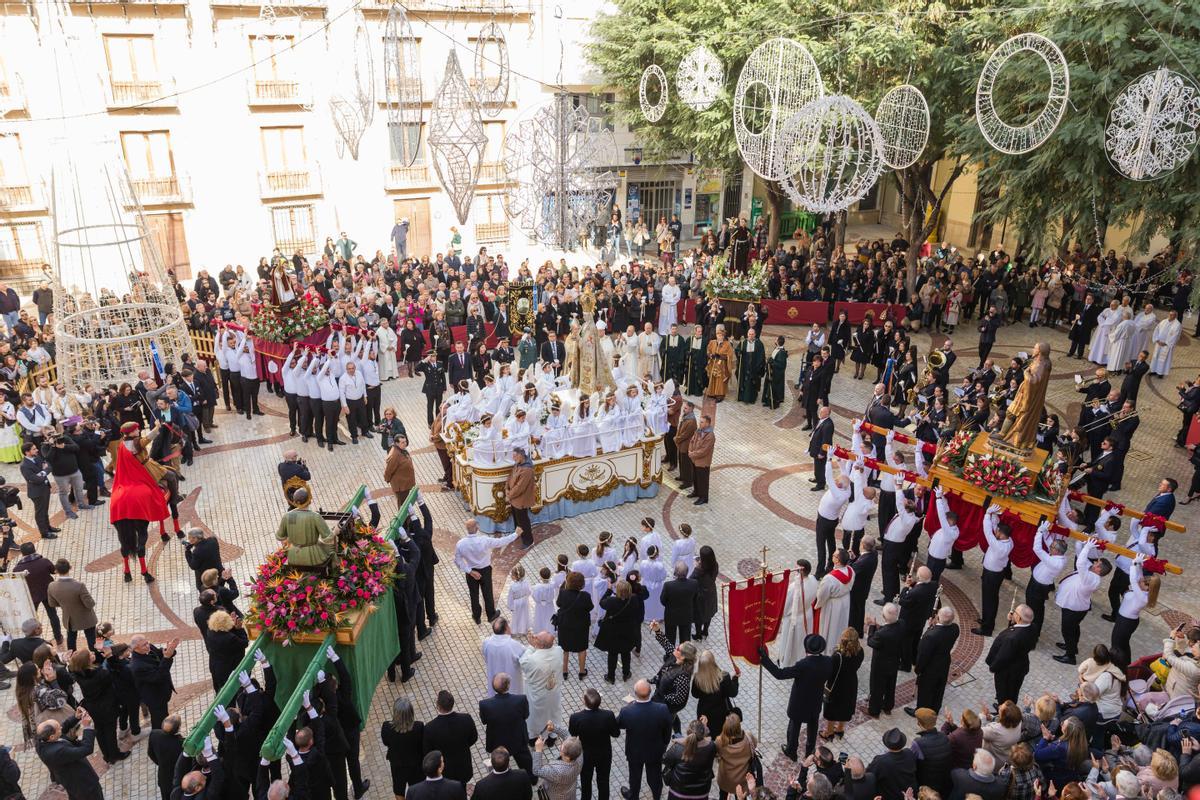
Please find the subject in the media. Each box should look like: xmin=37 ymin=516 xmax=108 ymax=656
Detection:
xmin=725 ymin=570 xmax=791 ymax=665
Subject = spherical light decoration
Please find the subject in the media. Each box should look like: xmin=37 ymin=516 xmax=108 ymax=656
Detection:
xmin=733 ymin=37 xmax=824 ymax=180
xmin=975 ymin=32 xmax=1070 ymax=155
xmin=676 ymin=44 xmax=723 ymax=111
xmin=383 ymin=3 xmax=424 ymax=165
xmin=875 ymin=84 xmax=930 ymax=170
xmin=1105 ymin=66 xmax=1200 ymax=181
xmin=779 ymin=94 xmax=885 ymax=214
xmin=502 ymin=97 xmax=618 ymax=250
xmin=639 ymin=64 xmax=668 ymax=123
xmin=473 ymin=20 xmax=510 ymax=118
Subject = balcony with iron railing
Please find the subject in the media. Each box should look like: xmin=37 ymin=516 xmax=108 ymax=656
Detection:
xmin=383 ymin=162 xmax=432 ymax=190
xmin=259 ymin=165 xmax=322 ymax=199
xmin=474 ymin=221 xmax=509 ymax=243
xmin=0 ymin=182 xmax=45 ymax=212
xmin=478 ymin=162 xmax=509 ymax=183
xmin=107 ymin=77 xmax=178 ymax=109
xmin=381 ymin=76 xmax=425 ymax=101
xmin=246 ymin=77 xmax=311 ymax=107
xmin=125 ymin=174 xmax=192 ymax=207
xmin=367 ymin=0 xmax=530 ymax=10
xmin=275 ymin=237 xmax=316 ymax=256
xmin=0 ymin=75 xmax=27 ymax=116
xmin=212 ymin=0 xmax=326 ymax=9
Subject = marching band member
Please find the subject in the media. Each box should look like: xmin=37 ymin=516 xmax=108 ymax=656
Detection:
xmin=972 ymin=504 xmax=1014 ymax=637
xmin=1053 ymin=538 xmax=1111 ymax=665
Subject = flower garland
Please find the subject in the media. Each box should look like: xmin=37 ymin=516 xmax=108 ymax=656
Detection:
xmin=247 ymin=519 xmax=395 ymax=641
xmin=937 ymin=430 xmax=976 ymax=469
xmin=702 ymin=256 xmax=768 ymax=301
xmin=250 ymin=294 xmax=331 ymax=343
xmin=961 ymin=453 xmax=1033 ymax=498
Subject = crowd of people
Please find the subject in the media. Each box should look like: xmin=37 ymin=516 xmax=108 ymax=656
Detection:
xmin=0 ymin=216 xmax=1193 ymax=800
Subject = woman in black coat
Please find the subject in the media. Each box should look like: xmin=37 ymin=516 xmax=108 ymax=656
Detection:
xmin=849 ymin=321 xmax=874 ymax=380
xmin=597 ymin=578 xmax=640 ymax=683
xmin=690 ymin=545 xmax=719 ymax=639
xmin=819 ymin=627 xmax=864 ymax=740
xmin=555 ymin=571 xmax=594 ymax=679
xmin=204 ymin=611 xmax=249 ymax=691
xmin=691 ymin=649 xmax=739 ymax=739
xmin=400 ymin=319 xmax=425 ymax=377
xmin=381 ymin=697 xmax=425 ymax=797
xmin=471 ymin=341 xmax=492 ymax=389
xmin=829 ymin=310 xmax=852 ymax=372
xmin=68 ymin=649 xmax=124 ymax=764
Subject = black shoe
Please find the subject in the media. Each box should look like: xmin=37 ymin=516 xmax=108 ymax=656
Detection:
xmin=198 ymin=438 xmax=213 ymax=444
xmin=142 ymin=572 xmax=155 ymax=583
xmin=301 ymin=436 xmax=309 ymax=443
xmin=92 ymin=500 xmax=106 ymax=506
xmin=411 ymin=652 xmax=422 ymax=663
xmin=873 ymin=598 xmax=886 ymax=606
xmin=781 ymin=745 xmax=799 ymax=761
xmin=288 ymin=431 xmax=298 ymax=438
xmin=904 ymin=707 xmax=917 ymax=717
xmin=693 ymin=498 xmax=708 ymax=505
xmin=801 ymin=425 xmax=812 ymax=431
xmin=354 ymin=781 xmax=370 ymax=800
xmin=418 ymin=629 xmax=432 ymax=641
xmin=48 ymin=527 xmax=61 ymax=533
xmin=351 ymin=438 xmax=359 ymax=445
xmin=42 ymin=532 xmax=58 ymax=540
xmin=160 ymin=533 xmax=170 ymax=543
xmin=1052 ymin=654 xmax=1076 ymax=665
xmin=429 ymin=614 xmax=439 ymax=626
xmin=400 ymin=670 xmax=415 ymax=683
xmin=622 ymin=671 xmax=631 ymax=681
xmin=387 ymin=665 xmax=396 ymax=682
xmin=605 ymin=674 xmax=615 ymax=683
xmin=328 ymin=444 xmax=334 ymax=452
xmin=124 ymin=572 xmax=132 ymax=583
xmin=362 ymin=432 xmax=374 ymax=439
xmin=1055 ymin=642 xmax=1067 ymax=650
xmin=620 ymin=789 xmax=632 ymax=799
xmin=253 ymin=409 xmax=265 ymax=416
xmin=810 ymin=486 xmax=823 ymax=491
xmin=1100 ymin=613 xmax=1116 ymax=622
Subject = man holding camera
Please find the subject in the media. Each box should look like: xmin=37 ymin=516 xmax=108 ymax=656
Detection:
xmin=45 ymin=434 xmax=91 ymax=520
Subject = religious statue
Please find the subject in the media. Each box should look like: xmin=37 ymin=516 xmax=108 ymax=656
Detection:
xmin=563 ymin=319 xmax=581 ymax=388
xmin=269 ymin=260 xmax=297 ymax=309
xmin=997 ymin=342 xmax=1052 ymax=452
xmin=275 ymin=489 xmax=336 ymax=567
xmin=729 ymin=216 xmax=751 ymax=274
xmin=576 ymin=288 xmax=615 ymax=395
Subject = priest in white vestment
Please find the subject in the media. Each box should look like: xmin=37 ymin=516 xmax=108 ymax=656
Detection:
xmin=619 ymin=326 xmax=640 ymax=378
xmin=1150 ymin=310 xmax=1183 ymax=376
xmin=483 ymin=621 xmax=527 ymax=696
xmin=658 ymin=278 xmax=681 ymax=335
xmin=775 ymin=560 xmax=819 ymax=665
xmin=375 ymin=319 xmax=400 ymax=380
xmin=1132 ymin=303 xmax=1159 ymax=357
xmin=814 ymin=553 xmax=855 ymax=656
xmin=1106 ymin=308 xmax=1136 ymax=372
xmin=1089 ymin=301 xmax=1121 ymax=364
xmin=520 ymin=632 xmax=564 ymax=738
xmin=637 ymin=324 xmax=661 ymax=381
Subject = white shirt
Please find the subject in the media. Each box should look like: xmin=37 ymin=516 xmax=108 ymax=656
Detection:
xmin=840 ymin=469 xmax=872 ymax=531
xmin=1114 ymin=521 xmax=1155 ymax=574
xmin=571 ymin=558 xmax=598 ymax=580
xmin=356 ymin=342 xmax=380 ymax=387
xmin=639 ymin=530 xmax=664 ymax=559
xmin=16 ymin=403 xmax=51 ymax=434
xmin=1117 ymin=561 xmax=1148 ymax=619
xmin=453 ymin=531 xmax=518 ymax=573
xmin=281 ymin=352 xmax=302 ymax=394
xmin=1030 ymin=529 xmax=1066 ymax=586
xmin=817 ymin=459 xmax=852 ymax=521
xmin=981 ymin=509 xmax=1014 ymax=572
xmin=236 ymin=335 xmax=257 ymax=379
xmin=317 ymin=366 xmax=342 ymax=402
xmin=1055 ymin=544 xmax=1101 ymax=612
xmin=670 ymin=538 xmax=698 ymax=573
xmin=338 ymin=370 xmax=366 ymax=402
xmin=927 ymin=495 xmax=959 ymax=559
xmin=883 ymin=500 xmax=919 ymax=544
xmin=302 ymin=359 xmax=323 ymax=399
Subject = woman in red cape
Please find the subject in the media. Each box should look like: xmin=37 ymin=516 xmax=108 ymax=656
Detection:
xmin=110 ymin=424 xmax=169 ymax=583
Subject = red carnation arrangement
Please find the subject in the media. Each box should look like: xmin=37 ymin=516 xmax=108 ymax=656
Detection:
xmin=938 ymin=430 xmax=976 ymax=469
xmin=962 ymin=453 xmax=1033 ymax=499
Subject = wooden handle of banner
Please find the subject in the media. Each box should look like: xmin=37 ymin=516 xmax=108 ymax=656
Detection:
xmin=822 ymin=444 xmax=1183 ymax=575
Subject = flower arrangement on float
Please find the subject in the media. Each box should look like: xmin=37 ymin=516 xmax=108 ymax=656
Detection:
xmin=250 ymin=293 xmax=330 ymax=342
xmin=702 ymin=256 xmax=768 ymax=301
xmin=961 ymin=453 xmax=1033 ymax=499
xmin=937 ymin=430 xmax=976 ymax=468
xmin=246 ymin=518 xmax=395 ymax=641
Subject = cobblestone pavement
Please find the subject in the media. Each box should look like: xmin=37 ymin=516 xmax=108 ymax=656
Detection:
xmin=1 ymin=318 xmax=1197 ymax=799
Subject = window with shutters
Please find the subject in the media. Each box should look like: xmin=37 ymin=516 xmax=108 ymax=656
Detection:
xmin=270 ymin=205 xmax=315 ymax=256
xmin=478 ymin=122 xmax=507 ymax=183
xmin=120 ymin=131 xmax=181 ymax=202
xmin=261 ymin=126 xmax=316 ymax=195
xmin=249 ymin=35 xmax=300 ymax=103
xmin=472 ymin=194 xmax=508 ymax=244
xmin=104 ymin=35 xmax=165 ymax=105
xmin=0 ymin=134 xmax=31 ymax=208
xmin=0 ymin=221 xmax=45 ymax=277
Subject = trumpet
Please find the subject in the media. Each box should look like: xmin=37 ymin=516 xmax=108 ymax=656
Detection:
xmin=1074 ymin=373 xmax=1106 ymax=388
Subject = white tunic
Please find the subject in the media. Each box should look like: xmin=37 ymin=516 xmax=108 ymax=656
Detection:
xmin=639 ymin=556 xmax=667 ymax=621
xmin=568 ymin=411 xmax=598 ymax=458
xmin=376 ymin=326 xmax=400 ymax=380
xmin=658 ymin=284 xmax=681 ymax=335
xmin=645 ymin=392 xmax=668 ymax=436
xmin=530 ymin=582 xmax=556 ymax=636
xmin=519 ymin=644 xmax=565 ymax=737
xmin=815 ymin=568 xmax=854 ymax=655
xmin=1132 ymin=310 xmax=1158 ymax=356
xmin=1088 ymin=308 xmax=1118 ymax=363
xmin=670 ymin=537 xmax=698 ymax=574
xmin=1150 ymin=318 xmax=1182 ymax=375
xmin=1106 ymin=317 xmax=1136 ymax=371
xmin=596 ymin=408 xmax=623 ymax=453
xmin=507 ymin=580 xmax=532 ymax=635
xmin=619 ymin=335 xmax=639 ymax=378
xmin=775 ymin=572 xmax=819 ymax=665
xmin=483 ymin=633 xmax=526 ymax=696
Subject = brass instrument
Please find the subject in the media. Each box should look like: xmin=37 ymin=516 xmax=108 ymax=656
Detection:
xmin=927 ymin=349 xmax=947 ymax=371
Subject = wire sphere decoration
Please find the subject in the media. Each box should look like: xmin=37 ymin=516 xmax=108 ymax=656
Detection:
xmin=384 ymin=3 xmax=424 ymax=165
xmin=639 ymin=64 xmax=668 ymax=123
xmin=875 ymin=84 xmax=930 ymax=170
xmin=473 ymin=20 xmax=510 ymax=117
xmin=502 ymin=97 xmax=618 ymax=250
xmin=975 ymin=32 xmax=1070 ymax=155
xmin=329 ymin=9 xmax=375 ymax=160
xmin=1104 ymin=66 xmax=1200 ymax=182
xmin=733 ymin=37 xmax=825 ymax=180
xmin=677 ymin=44 xmax=723 ymax=111
xmin=429 ymin=50 xmax=487 ymax=226
xmin=779 ymin=94 xmax=885 ymax=215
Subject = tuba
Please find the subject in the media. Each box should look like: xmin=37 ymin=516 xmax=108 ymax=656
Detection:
xmin=927 ymin=349 xmax=947 ymax=371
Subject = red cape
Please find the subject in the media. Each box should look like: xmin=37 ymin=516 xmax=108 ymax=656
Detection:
xmin=108 ymin=445 xmax=170 ymax=524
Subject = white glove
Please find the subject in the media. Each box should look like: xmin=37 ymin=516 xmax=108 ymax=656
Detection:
xmin=260 ymin=757 xmax=271 ymax=767
xmin=987 ymin=503 xmax=1001 ymax=515
xmin=283 ymin=738 xmax=298 ymax=758
xmin=239 ymin=671 xmax=256 ymax=693
xmin=316 ymin=669 xmax=327 ymax=684
xmin=934 ymin=486 xmax=944 ymax=499
xmin=253 ymin=650 xmax=269 ymax=668
xmin=202 ymin=739 xmax=215 ymax=759
xmin=302 ymin=689 xmax=311 ymax=708
xmin=326 ymin=645 xmax=339 ymax=663
xmin=1037 ymin=520 xmax=1050 ymax=534
xmin=213 ymin=705 xmax=229 ymax=724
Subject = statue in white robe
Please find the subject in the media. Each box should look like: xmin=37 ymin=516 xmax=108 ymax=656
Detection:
xmin=1150 ymin=313 xmax=1183 ymax=376
xmin=775 ymin=568 xmax=819 ymax=666
xmin=483 ymin=632 xmax=526 ymax=696
xmin=519 ymin=634 xmax=564 ymax=737
xmin=814 ymin=565 xmax=855 ymax=656
xmin=1089 ymin=303 xmax=1120 ymax=364
xmin=1106 ymin=310 xmax=1136 ymax=371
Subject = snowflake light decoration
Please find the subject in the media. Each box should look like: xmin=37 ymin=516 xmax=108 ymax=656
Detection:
xmin=1105 ymin=67 xmax=1200 ymax=181
xmin=502 ymin=96 xmax=618 ymax=250
xmin=733 ymin=38 xmax=824 ymax=180
xmin=384 ymin=3 xmax=423 ymax=165
xmin=639 ymin=64 xmax=668 ymax=123
xmin=975 ymin=32 xmax=1069 ymax=155
xmin=328 ymin=9 xmax=375 ymax=160
xmin=473 ymin=20 xmax=510 ymax=117
xmin=429 ymin=50 xmax=487 ymax=225
xmin=875 ymin=84 xmax=929 ymax=170
xmin=779 ymin=94 xmax=885 ymax=214
xmin=677 ymin=44 xmax=722 ymax=111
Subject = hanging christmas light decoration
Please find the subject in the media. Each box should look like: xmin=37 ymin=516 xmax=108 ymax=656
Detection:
xmin=473 ymin=19 xmax=510 ymax=117
xmin=676 ymin=44 xmax=723 ymax=111
xmin=733 ymin=37 xmax=824 ymax=180
xmin=975 ymin=32 xmax=1069 ymax=155
xmin=502 ymin=95 xmax=618 ymax=250
xmin=429 ymin=50 xmax=487 ymax=225
xmin=328 ymin=8 xmax=375 ymax=159
xmin=639 ymin=64 xmax=668 ymax=123
xmin=1105 ymin=66 xmax=1200 ymax=181
xmin=384 ymin=3 xmax=423 ymax=165
xmin=875 ymin=84 xmax=929 ymax=170
xmin=780 ymin=94 xmax=885 ymax=214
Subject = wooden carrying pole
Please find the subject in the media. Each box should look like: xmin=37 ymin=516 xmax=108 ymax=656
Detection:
xmin=823 ymin=444 xmax=1183 ymax=575
xmin=856 ymin=421 xmax=1185 ymax=533
xmin=756 ymin=545 xmax=767 ymax=746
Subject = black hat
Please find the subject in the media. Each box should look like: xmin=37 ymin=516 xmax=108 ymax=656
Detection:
xmin=882 ymin=728 xmax=906 ymax=750
xmin=803 ymin=634 xmax=825 ymax=655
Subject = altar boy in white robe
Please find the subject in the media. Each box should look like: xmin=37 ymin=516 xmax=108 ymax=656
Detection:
xmin=814 ymin=548 xmax=855 ymax=656
xmin=1151 ymin=310 xmax=1183 ymax=376
xmin=775 ymin=559 xmax=819 ymax=666
xmin=541 ymin=400 xmax=568 ymax=459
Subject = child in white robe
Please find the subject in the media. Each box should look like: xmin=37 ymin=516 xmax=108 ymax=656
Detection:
xmin=670 ymin=523 xmax=698 ymax=573
xmin=639 ymin=546 xmax=667 ymax=622
xmin=530 ymin=567 xmax=556 ymax=635
xmin=507 ymin=565 xmax=531 ymax=635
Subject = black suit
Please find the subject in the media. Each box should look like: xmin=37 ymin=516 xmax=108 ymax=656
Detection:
xmin=540 ymin=341 xmax=566 ymax=374
xmin=478 ymin=692 xmax=532 ymax=775
xmin=848 ymin=551 xmax=878 ymax=635
xmin=616 ymin=700 xmax=672 ymax=800
xmin=867 ymin=621 xmax=905 ymax=716
xmin=985 ymin=623 xmax=1037 ymax=705
xmin=148 ymin=730 xmax=184 ymax=800
xmin=406 ymin=777 xmax=468 ymax=800
xmin=37 ymin=725 xmax=103 ymax=799
xmin=569 ymin=707 xmax=619 ymax=800
xmin=129 ymin=646 xmax=176 ymax=728
xmin=472 ymin=769 xmax=532 ymax=800
xmin=896 ymin=581 xmax=937 ymax=671
xmin=447 ymin=352 xmax=473 ymax=388
xmin=20 ymin=455 xmax=52 ymax=535
xmin=867 ymin=748 xmax=918 ymax=800
xmin=761 ymin=651 xmax=833 ymax=757
xmin=184 ymin=536 xmax=222 ymax=590
xmin=423 ymin=712 xmax=479 ymax=785
xmin=914 ymin=623 xmax=959 ymax=712
xmin=809 ymin=417 xmax=834 ymax=489
xmin=659 ymin=576 xmax=699 ymax=644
